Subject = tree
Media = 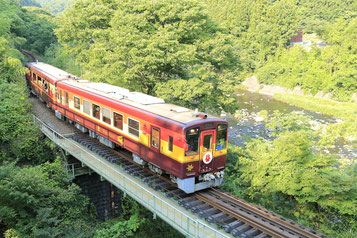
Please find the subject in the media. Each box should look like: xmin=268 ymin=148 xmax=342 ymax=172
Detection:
xmin=56 ymin=0 xmax=241 ymax=113
xmin=0 ymin=161 xmax=97 ymax=237
xmin=203 ymin=0 xmax=300 ymax=71
xmin=225 ymin=112 xmax=357 ymax=236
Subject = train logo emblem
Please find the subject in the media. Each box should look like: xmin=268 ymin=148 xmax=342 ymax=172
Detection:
xmin=203 ymin=152 xmax=213 ymax=164
xmin=186 ymin=164 xmax=194 ymax=171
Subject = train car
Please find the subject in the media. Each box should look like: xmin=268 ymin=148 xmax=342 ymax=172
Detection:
xmin=26 ymin=62 xmax=228 ymax=193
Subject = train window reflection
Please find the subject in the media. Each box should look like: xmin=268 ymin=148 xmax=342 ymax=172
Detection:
xmin=83 ymin=99 xmax=90 ymax=115
xmin=37 ymin=76 xmax=42 ymax=85
xmin=92 ymin=104 xmax=100 ymax=119
xmin=113 ymin=112 xmax=123 ymax=130
xmin=74 ymin=96 xmax=80 ymax=110
xmin=65 ymin=92 xmax=69 ymax=106
xmin=185 ymin=127 xmax=199 ymax=156
xmin=128 ymin=118 xmax=139 ymax=137
xmin=216 ymin=124 xmax=227 ymax=150
xmin=168 ymin=136 xmax=173 ymax=152
xmin=151 ymin=127 xmax=160 ymax=149
xmin=102 ymin=107 xmax=111 ymax=124
xmin=203 ymin=134 xmax=212 ymax=152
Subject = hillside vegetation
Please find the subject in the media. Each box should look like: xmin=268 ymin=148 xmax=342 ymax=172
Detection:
xmin=0 ymin=0 xmax=356 ymax=237
xmin=204 ymin=0 xmax=357 ymax=101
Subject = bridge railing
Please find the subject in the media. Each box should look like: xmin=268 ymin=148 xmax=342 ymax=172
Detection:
xmin=33 ymin=115 xmax=231 ymax=238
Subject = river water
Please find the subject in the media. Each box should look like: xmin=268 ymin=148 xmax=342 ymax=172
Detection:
xmin=226 ymin=89 xmax=356 ymax=159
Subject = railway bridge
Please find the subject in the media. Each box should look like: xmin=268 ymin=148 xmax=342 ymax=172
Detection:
xmin=32 ymin=97 xmax=326 ymax=238
xmin=32 ymin=103 xmax=231 ymax=238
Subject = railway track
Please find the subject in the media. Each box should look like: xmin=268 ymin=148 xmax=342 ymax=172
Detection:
xmin=192 ymin=189 xmax=327 ymax=238
xmin=69 ymin=132 xmax=327 ymax=238
xmin=22 ymin=50 xmax=37 ymax=62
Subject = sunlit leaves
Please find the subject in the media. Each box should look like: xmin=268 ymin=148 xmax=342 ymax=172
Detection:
xmin=56 ymin=0 xmax=241 ymax=113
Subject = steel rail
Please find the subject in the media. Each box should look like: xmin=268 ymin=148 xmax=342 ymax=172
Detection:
xmin=195 ymin=189 xmax=327 ymax=238
xmin=22 ymin=50 xmax=37 ymax=62
xmin=212 ymin=189 xmax=324 ymax=237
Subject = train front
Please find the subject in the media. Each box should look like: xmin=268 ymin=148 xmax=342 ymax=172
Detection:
xmin=177 ymin=118 xmax=228 ymax=193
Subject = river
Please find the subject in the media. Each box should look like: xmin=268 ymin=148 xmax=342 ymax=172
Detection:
xmin=226 ymin=89 xmax=356 ymax=160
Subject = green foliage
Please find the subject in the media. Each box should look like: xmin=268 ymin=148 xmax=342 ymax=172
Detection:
xmin=273 ymin=94 xmax=357 ymax=119
xmin=0 ymin=5 xmax=53 ymax=163
xmin=297 ymin=0 xmax=356 ymax=34
xmin=257 ymin=39 xmax=357 ymax=100
xmin=224 ymin=112 xmax=357 ymax=237
xmin=0 ymin=39 xmax=26 ymax=83
xmin=0 ymin=0 xmax=57 ymax=54
xmin=0 ymin=80 xmax=53 ymax=163
xmin=257 ymin=110 xmax=268 ymax=122
xmin=204 ymin=0 xmax=356 ymax=101
xmin=94 ymin=215 xmax=141 ymax=238
xmin=255 ymin=3 xmax=357 ymax=101
xmin=203 ymin=0 xmax=300 ymax=71
xmin=272 ymin=94 xmax=357 ymax=147
xmin=15 ymin=7 xmax=57 ymax=54
xmin=95 ymin=196 xmax=183 ymax=238
xmin=0 ymin=161 xmax=97 ymax=237
xmin=41 ymin=43 xmax=81 ymax=75
xmin=56 ymin=0 xmax=241 ymax=113
xmin=266 ymin=110 xmax=312 ymax=134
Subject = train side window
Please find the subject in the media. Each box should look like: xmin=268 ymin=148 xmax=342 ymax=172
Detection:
xmin=37 ymin=76 xmax=42 ymax=85
xmin=113 ymin=112 xmax=123 ymax=130
xmin=151 ymin=127 xmax=160 ymax=149
xmin=32 ymin=72 xmax=36 ymax=81
xmin=128 ymin=118 xmax=139 ymax=138
xmin=74 ymin=96 xmax=80 ymax=110
xmin=44 ymin=81 xmax=48 ymax=92
xmin=83 ymin=99 xmax=90 ymax=115
xmin=65 ymin=92 xmax=69 ymax=106
xmin=168 ymin=136 xmax=173 ymax=152
xmin=185 ymin=127 xmax=199 ymax=156
xmin=216 ymin=124 xmax=228 ymax=151
xmin=92 ymin=103 xmax=100 ymax=119
xmin=102 ymin=107 xmax=111 ymax=124
xmin=203 ymin=134 xmax=212 ymax=152
xmin=59 ymin=90 xmax=62 ymax=102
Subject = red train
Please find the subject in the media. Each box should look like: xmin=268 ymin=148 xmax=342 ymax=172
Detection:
xmin=26 ymin=62 xmax=228 ymax=193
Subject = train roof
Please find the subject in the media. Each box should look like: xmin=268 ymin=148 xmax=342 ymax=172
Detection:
xmin=26 ymin=62 xmax=75 ymax=82
xmin=61 ymin=79 xmax=223 ymax=124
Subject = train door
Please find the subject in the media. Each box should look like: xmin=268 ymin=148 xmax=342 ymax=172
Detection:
xmin=199 ymin=130 xmax=215 ymax=173
xmin=42 ymin=79 xmax=51 ymax=104
xmin=55 ymin=87 xmax=62 ymax=106
xmin=151 ymin=127 xmax=160 ymax=152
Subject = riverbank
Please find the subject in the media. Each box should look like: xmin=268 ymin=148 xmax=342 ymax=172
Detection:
xmin=239 ymin=76 xmax=357 ymax=120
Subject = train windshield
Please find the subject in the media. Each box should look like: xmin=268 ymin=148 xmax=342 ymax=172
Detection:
xmin=185 ymin=127 xmax=200 ymax=156
xmin=216 ymin=124 xmax=227 ymax=151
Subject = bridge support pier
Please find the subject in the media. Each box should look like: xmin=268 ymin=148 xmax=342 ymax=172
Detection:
xmin=74 ymin=171 xmax=122 ymax=221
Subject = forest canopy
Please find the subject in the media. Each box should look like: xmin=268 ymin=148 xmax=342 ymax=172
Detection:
xmin=56 ymin=0 xmax=241 ymax=113
xmin=204 ymin=0 xmax=357 ymax=101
